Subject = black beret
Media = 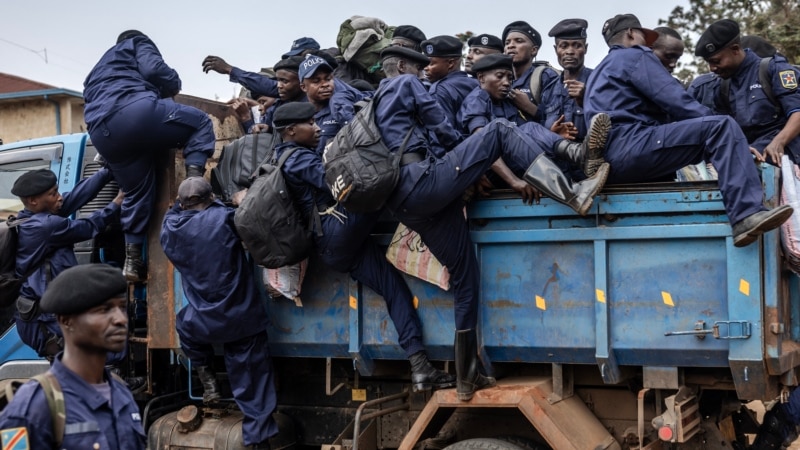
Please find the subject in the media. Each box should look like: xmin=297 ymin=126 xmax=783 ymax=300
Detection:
xmin=393 ymin=25 xmax=427 ymax=45
xmin=549 ymin=19 xmax=589 ymax=40
xmin=381 ymin=46 xmax=430 ymax=66
xmin=696 ymin=19 xmax=740 ymax=58
xmin=421 ymin=35 xmax=464 ymax=58
xmin=11 ymin=169 xmax=57 ymax=197
xmin=502 ymin=21 xmax=542 ymax=48
xmin=467 ymin=34 xmax=504 ymax=52
xmin=601 ymin=14 xmax=658 ymax=46
xmin=273 ymin=102 xmax=316 ymax=129
xmin=274 ymin=56 xmax=304 ymax=73
xmin=741 ymin=35 xmax=777 ymax=58
xmin=178 ymin=177 xmax=213 ymax=207
xmin=41 ymin=264 xmax=127 ymax=315
xmin=117 ymin=30 xmax=146 ymax=44
xmin=472 ymin=54 xmax=514 ymax=73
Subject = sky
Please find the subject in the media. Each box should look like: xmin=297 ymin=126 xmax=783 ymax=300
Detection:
xmin=1 ymin=0 xmax=689 ymax=102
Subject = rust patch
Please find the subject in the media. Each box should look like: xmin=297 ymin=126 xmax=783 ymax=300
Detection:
xmin=491 ymin=299 xmax=523 ymax=308
xmin=496 ymin=271 xmax=511 ymax=280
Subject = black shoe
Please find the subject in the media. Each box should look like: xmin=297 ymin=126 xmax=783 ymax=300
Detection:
xmin=123 ymin=243 xmax=147 ymax=283
xmin=186 ymin=164 xmax=205 ymax=179
xmin=409 ymin=351 xmax=456 ymax=392
xmin=750 ymin=403 xmax=796 ymax=450
xmin=455 ymin=329 xmax=496 ymax=401
xmin=732 ymin=205 xmax=794 ymax=247
xmin=194 ymin=365 xmax=221 ymax=404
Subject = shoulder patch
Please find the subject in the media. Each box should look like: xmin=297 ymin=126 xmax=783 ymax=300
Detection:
xmin=1 ymin=427 xmax=29 ymax=450
xmin=780 ymin=70 xmax=797 ymax=89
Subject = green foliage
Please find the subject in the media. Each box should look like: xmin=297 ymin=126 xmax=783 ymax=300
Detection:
xmin=661 ymin=0 xmax=799 ymax=84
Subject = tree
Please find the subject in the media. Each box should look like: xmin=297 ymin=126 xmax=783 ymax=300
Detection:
xmin=660 ymin=0 xmax=799 ymax=84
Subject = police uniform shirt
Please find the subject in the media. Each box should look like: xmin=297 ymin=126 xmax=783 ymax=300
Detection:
xmin=15 ymin=168 xmax=120 ymax=301
xmin=428 ymin=71 xmax=480 ymax=133
xmin=542 ymin=67 xmax=593 ymax=140
xmin=458 ymin=86 xmax=528 ymax=134
xmin=312 ymin=79 xmax=369 ymax=154
xmin=160 ymin=200 xmax=268 ymax=342
xmin=229 ymin=66 xmax=280 ymax=99
xmin=0 ymin=355 xmax=146 ymax=450
xmin=687 ymin=72 xmax=720 ymax=113
xmin=584 ymin=45 xmax=711 ymax=126
xmin=84 ymin=35 xmax=181 ymax=131
xmin=262 ymin=96 xmax=310 ymax=131
xmin=510 ymin=63 xmax=561 ymax=123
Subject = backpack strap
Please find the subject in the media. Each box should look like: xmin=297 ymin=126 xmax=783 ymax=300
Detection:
xmin=717 ymin=77 xmax=732 ymax=114
xmin=250 ymin=132 xmax=260 ymax=180
xmin=32 ymin=372 xmax=65 ymax=448
xmin=528 ymin=62 xmax=561 ymax=105
xmin=758 ymin=56 xmax=781 ymax=114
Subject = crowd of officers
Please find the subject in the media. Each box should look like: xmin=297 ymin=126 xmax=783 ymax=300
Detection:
xmin=1 ymin=11 xmax=799 ymax=450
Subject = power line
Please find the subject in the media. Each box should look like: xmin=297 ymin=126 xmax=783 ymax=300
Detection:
xmin=0 ymin=37 xmax=47 ymax=62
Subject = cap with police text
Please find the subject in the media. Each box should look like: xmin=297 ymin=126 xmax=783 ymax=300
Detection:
xmin=421 ymin=35 xmax=463 ymax=58
xmin=274 ymin=56 xmax=304 ymax=73
xmin=273 ymin=102 xmax=316 ymax=129
xmin=282 ymin=37 xmax=321 ymax=59
xmin=178 ymin=177 xmax=213 ymax=207
xmin=11 ymin=169 xmax=57 ymax=197
xmin=393 ymin=25 xmax=427 ymax=45
xmin=298 ymin=55 xmax=333 ymax=82
xmin=381 ymin=46 xmax=430 ymax=66
xmin=467 ymin=34 xmax=504 ymax=52
xmin=502 ymin=21 xmax=542 ymax=48
xmin=549 ymin=19 xmax=588 ymax=40
xmin=40 ymin=264 xmax=127 ymax=316
xmin=472 ymin=54 xmax=513 ymax=73
xmin=601 ymin=14 xmax=658 ymax=46
xmin=695 ymin=19 xmax=740 ymax=58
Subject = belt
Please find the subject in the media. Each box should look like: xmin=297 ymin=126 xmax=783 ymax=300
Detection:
xmin=400 ymin=150 xmax=425 ymax=166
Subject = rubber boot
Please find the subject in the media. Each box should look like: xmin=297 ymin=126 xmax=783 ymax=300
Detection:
xmin=123 ymin=243 xmax=147 ymax=283
xmin=455 ymin=329 xmax=496 ymax=401
xmin=194 ymin=365 xmax=221 ymax=404
xmin=749 ymin=403 xmax=797 ymax=450
xmin=523 ymin=154 xmax=610 ymax=216
xmin=409 ymin=351 xmax=456 ymax=392
xmin=186 ymin=164 xmax=205 ymax=179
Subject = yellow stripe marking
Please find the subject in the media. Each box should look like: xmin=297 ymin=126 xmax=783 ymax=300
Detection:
xmin=349 ymin=295 xmax=357 ymax=310
xmin=739 ymin=279 xmax=750 ymax=296
xmin=596 ymin=289 xmax=606 ymax=303
xmin=662 ymin=291 xmax=674 ymax=307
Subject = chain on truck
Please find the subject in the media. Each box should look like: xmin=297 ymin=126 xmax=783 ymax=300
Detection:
xmin=1 ymin=94 xmax=799 ymax=450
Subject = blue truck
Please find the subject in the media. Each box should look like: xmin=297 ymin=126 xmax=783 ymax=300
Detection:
xmin=0 ymin=106 xmax=798 ymax=449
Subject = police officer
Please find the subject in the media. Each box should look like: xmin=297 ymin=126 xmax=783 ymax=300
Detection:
xmin=502 ymin=21 xmax=560 ymax=123
xmin=584 ymin=14 xmax=793 ymax=247
xmin=380 ymin=46 xmax=431 ymax=80
xmin=465 ymin=34 xmax=504 ymax=75
xmin=281 ymin=37 xmax=321 ymax=59
xmin=375 ymin=58 xmax=610 ymax=401
xmin=84 ymin=30 xmax=216 ymax=282
xmin=0 ymin=264 xmax=145 ymax=450
xmin=391 ymin=25 xmax=427 ymax=52
xmin=160 ymin=177 xmax=276 ymax=449
xmin=12 ymin=168 xmax=122 ymax=360
xmin=273 ymin=102 xmax=456 ymax=393
xmin=421 ymin=35 xmax=479 ymax=130
xmin=651 ymin=27 xmax=685 ymax=74
xmin=695 ymin=19 xmax=800 ymax=167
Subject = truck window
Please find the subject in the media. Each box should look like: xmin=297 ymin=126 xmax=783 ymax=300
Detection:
xmin=0 ymin=159 xmax=52 ymax=220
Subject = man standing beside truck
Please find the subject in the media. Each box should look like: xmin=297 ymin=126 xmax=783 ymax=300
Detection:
xmin=83 ymin=30 xmax=216 ymax=283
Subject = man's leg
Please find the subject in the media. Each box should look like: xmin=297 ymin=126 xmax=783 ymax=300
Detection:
xmin=177 ymin=327 xmax=220 ymax=404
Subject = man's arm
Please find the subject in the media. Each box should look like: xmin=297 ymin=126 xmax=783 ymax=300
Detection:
xmin=59 ymin=167 xmax=114 ymax=216
xmin=202 ymin=55 xmax=279 ymax=98
xmin=136 ymin=38 xmax=181 ymax=98
xmin=0 ymin=382 xmax=55 ymax=450
xmin=764 ymin=112 xmax=800 ymax=167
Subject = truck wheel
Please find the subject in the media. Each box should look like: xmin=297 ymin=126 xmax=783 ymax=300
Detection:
xmin=443 ymin=438 xmax=528 ymax=450
xmin=492 ymin=435 xmax=551 ymax=450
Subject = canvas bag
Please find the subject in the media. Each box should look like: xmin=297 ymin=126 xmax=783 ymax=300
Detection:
xmin=780 ymin=155 xmax=800 ymax=273
xmin=385 ymin=223 xmax=450 ymax=291
xmin=211 ymin=132 xmax=281 ymax=202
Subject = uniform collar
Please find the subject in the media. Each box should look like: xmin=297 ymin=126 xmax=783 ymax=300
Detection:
xmin=51 ymin=354 xmax=119 ymax=411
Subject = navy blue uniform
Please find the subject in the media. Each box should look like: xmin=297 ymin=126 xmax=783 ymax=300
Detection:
xmin=0 ymin=355 xmax=145 ymax=450
xmin=429 ymin=71 xmax=479 ymax=132
xmin=160 ymin=201 xmax=276 ymax=446
xmin=84 ymin=34 xmax=215 ymax=244
xmin=512 ymin=63 xmax=560 ymax=123
xmin=542 ymin=67 xmax=593 ymax=140
xmin=584 ymin=44 xmax=765 ymax=225
xmin=14 ymin=169 xmax=120 ymax=357
xmin=375 ymin=75 xmax=548 ymax=330
xmin=276 ymin=142 xmax=426 ymax=357
xmin=686 ymin=72 xmax=720 ymax=113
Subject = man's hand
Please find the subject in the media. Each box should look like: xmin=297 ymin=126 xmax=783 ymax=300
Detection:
xmin=507 ymin=89 xmax=538 ymax=117
xmin=564 ymin=80 xmax=586 ymax=105
xmin=229 ymin=98 xmax=253 ymax=123
xmin=113 ymin=189 xmax=125 ymax=206
xmin=550 ymin=114 xmax=578 ymax=140
xmin=749 ymin=146 xmax=766 ymax=163
xmin=510 ymin=178 xmax=540 ymax=205
xmin=202 ymin=56 xmax=233 ymax=75
xmin=231 ymin=189 xmax=248 ymax=206
xmin=763 ymin=139 xmax=786 ymax=167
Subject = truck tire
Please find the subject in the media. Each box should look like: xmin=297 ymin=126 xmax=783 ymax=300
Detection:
xmin=443 ymin=438 xmax=528 ymax=450
xmin=492 ymin=435 xmax=551 ymax=450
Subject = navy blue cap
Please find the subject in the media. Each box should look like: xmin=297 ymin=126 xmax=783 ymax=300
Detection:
xmin=381 ymin=46 xmax=430 ymax=65
xmin=467 ymin=34 xmax=504 ymax=52
xmin=11 ymin=169 xmax=57 ymax=197
xmin=41 ymin=264 xmax=127 ymax=315
xmin=178 ymin=177 xmax=213 ymax=207
xmin=421 ymin=35 xmax=463 ymax=58
xmin=298 ymin=55 xmax=333 ymax=82
xmin=273 ymin=102 xmax=316 ymax=129
xmin=393 ymin=25 xmax=427 ymax=45
xmin=696 ymin=19 xmax=740 ymax=58
xmin=282 ymin=37 xmax=321 ymax=59
xmin=472 ymin=54 xmax=514 ymax=73
xmin=549 ymin=19 xmax=588 ymax=40
xmin=502 ymin=21 xmax=542 ymax=48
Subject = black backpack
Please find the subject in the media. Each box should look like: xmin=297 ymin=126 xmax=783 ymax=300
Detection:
xmin=0 ymin=372 xmax=65 ymax=447
xmin=0 ymin=216 xmax=29 ymax=307
xmin=211 ymin=132 xmax=281 ymax=203
xmin=234 ymin=147 xmax=316 ymax=269
xmin=323 ymin=94 xmax=412 ymax=213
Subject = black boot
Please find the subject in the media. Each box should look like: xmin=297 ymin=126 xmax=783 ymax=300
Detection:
xmin=409 ymin=351 xmax=456 ymax=392
xmin=123 ymin=243 xmax=146 ymax=283
xmin=551 ymin=113 xmax=610 ymax=178
xmin=194 ymin=365 xmax=221 ymax=404
xmin=455 ymin=329 xmax=495 ymax=401
xmin=186 ymin=164 xmax=205 ymax=179
xmin=523 ymin=154 xmax=610 ymax=216
xmin=749 ymin=403 xmax=798 ymax=450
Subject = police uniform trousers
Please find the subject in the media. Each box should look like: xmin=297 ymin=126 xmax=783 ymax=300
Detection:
xmin=315 ymin=207 xmax=425 ymax=357
xmin=89 ymin=97 xmax=215 ymax=244
xmin=388 ymin=119 xmax=545 ymax=330
xmin=604 ymin=115 xmax=764 ymax=225
xmin=178 ymin=328 xmax=277 ymax=446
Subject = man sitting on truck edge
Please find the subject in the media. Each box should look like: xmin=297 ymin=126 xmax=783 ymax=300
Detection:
xmin=0 ymin=264 xmax=146 ymax=450
xmin=584 ymin=14 xmax=793 ymax=247
xmin=83 ymin=30 xmax=216 ymax=283
xmin=160 ymin=177 xmax=277 ymax=449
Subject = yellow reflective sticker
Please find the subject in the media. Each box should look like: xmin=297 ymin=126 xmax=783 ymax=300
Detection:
xmin=352 ymin=389 xmax=367 ymax=401
xmin=349 ymin=296 xmax=357 ymax=310
xmin=535 ymin=295 xmax=546 ymax=311
xmin=596 ymin=289 xmax=606 ymax=303
xmin=739 ymin=279 xmax=750 ymax=296
xmin=662 ymin=291 xmax=674 ymax=307
xmin=780 ymin=70 xmax=797 ymax=89
xmin=413 ymin=296 xmax=419 ymax=309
